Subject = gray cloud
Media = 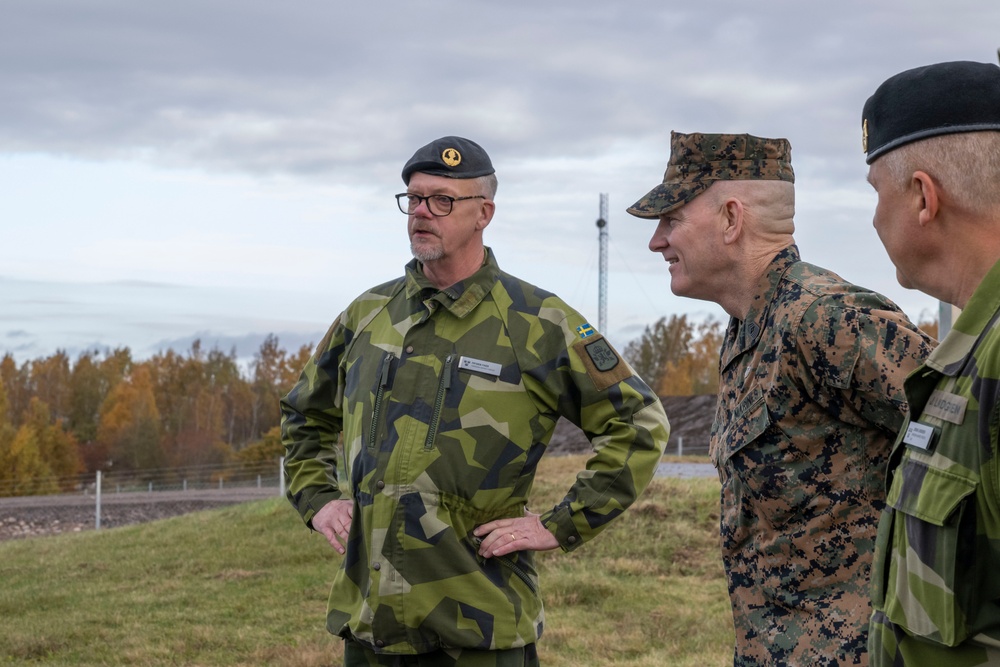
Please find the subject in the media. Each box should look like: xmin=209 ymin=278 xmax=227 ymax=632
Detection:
xmin=1 ymin=0 xmax=996 ymax=361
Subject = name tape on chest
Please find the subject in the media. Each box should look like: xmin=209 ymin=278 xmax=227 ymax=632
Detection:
xmin=458 ymin=356 xmax=502 ymax=377
xmin=923 ymin=389 xmax=968 ymax=425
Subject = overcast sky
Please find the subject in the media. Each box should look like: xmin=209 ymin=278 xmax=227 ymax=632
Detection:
xmin=1 ymin=1 xmax=996 ymax=365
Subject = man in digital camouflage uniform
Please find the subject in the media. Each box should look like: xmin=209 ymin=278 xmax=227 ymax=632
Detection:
xmin=281 ymin=136 xmax=670 ymax=666
xmin=626 ymin=131 xmax=934 ymax=666
xmin=863 ymin=60 xmax=1000 ymax=666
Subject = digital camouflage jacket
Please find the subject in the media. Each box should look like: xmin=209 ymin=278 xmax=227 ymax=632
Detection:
xmin=869 ymin=258 xmax=1000 ymax=666
xmin=711 ymin=245 xmax=933 ymax=667
xmin=281 ymin=248 xmax=669 ymax=655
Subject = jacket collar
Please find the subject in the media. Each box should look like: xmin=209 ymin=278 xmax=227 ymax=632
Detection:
xmin=926 ymin=255 xmax=1000 ymax=376
xmin=404 ymin=247 xmax=500 ymax=318
xmin=720 ymin=244 xmax=800 ymax=369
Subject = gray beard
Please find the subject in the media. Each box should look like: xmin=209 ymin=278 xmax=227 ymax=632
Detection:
xmin=410 ymin=243 xmax=444 ymax=262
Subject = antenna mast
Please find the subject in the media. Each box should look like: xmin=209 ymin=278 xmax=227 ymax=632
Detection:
xmin=596 ymin=193 xmax=609 ymax=333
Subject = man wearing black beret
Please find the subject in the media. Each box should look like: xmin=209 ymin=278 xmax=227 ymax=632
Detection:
xmin=280 ymin=136 xmax=670 ymax=665
xmin=863 ymin=60 xmax=1000 ymax=666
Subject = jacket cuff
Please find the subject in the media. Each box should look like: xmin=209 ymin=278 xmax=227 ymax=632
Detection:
xmin=295 ymin=488 xmax=344 ymax=529
xmin=540 ymin=506 xmax=584 ymax=552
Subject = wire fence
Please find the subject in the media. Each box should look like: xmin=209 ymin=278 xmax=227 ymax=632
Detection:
xmin=1 ymin=433 xmax=710 ymax=502
xmin=667 ymin=435 xmax=711 ymax=457
xmin=0 ymin=459 xmax=285 ymax=499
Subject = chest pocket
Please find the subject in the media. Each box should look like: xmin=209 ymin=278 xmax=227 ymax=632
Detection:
xmin=715 ymin=384 xmax=823 ymax=530
xmin=875 ymin=456 xmax=978 ymax=646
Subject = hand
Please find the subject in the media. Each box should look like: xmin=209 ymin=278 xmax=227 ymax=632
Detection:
xmin=311 ymin=499 xmax=353 ymax=555
xmin=474 ymin=511 xmax=559 ymax=558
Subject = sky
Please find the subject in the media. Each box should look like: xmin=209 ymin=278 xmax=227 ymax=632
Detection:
xmin=1 ymin=0 xmax=996 ymax=366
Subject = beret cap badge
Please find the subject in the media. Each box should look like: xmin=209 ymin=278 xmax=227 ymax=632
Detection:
xmin=401 ymin=136 xmax=494 ymax=183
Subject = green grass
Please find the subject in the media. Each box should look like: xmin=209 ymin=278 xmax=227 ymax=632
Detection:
xmin=0 ymin=456 xmax=732 ymax=666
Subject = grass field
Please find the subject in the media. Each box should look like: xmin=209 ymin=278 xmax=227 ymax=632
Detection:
xmin=0 ymin=455 xmax=733 ymax=666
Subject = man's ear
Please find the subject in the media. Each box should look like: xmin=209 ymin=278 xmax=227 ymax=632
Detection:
xmin=721 ymin=198 xmax=743 ymax=245
xmin=476 ymin=200 xmax=495 ymax=231
xmin=912 ymin=170 xmax=940 ymax=227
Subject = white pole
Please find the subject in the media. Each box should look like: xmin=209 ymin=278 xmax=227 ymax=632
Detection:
xmin=95 ymin=470 xmax=103 ymax=530
xmin=677 ymin=435 xmax=684 ymax=457
xmin=279 ymin=456 xmax=285 ymax=498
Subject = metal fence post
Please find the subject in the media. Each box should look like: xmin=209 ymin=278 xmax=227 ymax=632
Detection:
xmin=279 ymin=457 xmax=285 ymax=498
xmin=677 ymin=435 xmax=684 ymax=457
xmin=95 ymin=470 xmax=102 ymax=530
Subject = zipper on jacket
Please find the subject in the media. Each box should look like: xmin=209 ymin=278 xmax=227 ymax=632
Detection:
xmin=471 ymin=536 xmax=538 ymax=594
xmin=496 ymin=553 xmax=537 ymax=594
xmin=424 ymin=354 xmax=453 ymax=450
xmin=368 ymin=352 xmax=395 ymax=450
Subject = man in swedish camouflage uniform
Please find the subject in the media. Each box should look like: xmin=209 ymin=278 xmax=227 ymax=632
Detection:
xmin=863 ymin=60 xmax=1000 ymax=666
xmin=281 ymin=135 xmax=670 ymax=666
xmin=626 ymin=131 xmax=934 ymax=666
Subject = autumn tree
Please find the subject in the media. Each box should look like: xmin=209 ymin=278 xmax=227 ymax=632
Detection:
xmin=624 ymin=315 xmax=723 ymax=396
xmin=0 ymin=426 xmax=58 ymax=496
xmin=68 ymin=347 xmax=131 ymax=447
xmin=624 ymin=315 xmax=695 ymax=390
xmin=236 ymin=425 xmax=284 ymax=464
xmin=30 ymin=350 xmax=72 ymax=424
xmin=0 ymin=353 xmax=31 ymax=428
xmin=658 ymin=318 xmax=724 ymax=395
xmin=97 ymin=365 xmax=163 ymax=472
xmin=23 ymin=397 xmax=82 ymax=488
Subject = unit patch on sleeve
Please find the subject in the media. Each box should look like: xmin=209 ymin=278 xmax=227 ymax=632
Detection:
xmin=574 ymin=336 xmax=632 ymax=391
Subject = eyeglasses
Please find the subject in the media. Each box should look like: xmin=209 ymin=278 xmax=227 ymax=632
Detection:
xmin=395 ymin=193 xmax=486 ymax=217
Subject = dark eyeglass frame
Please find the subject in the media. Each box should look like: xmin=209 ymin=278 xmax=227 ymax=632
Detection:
xmin=395 ymin=193 xmax=486 ymax=217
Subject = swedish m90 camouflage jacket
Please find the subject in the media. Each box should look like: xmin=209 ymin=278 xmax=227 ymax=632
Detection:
xmin=712 ymin=245 xmax=933 ymax=667
xmin=281 ymin=248 xmax=669 ymax=655
xmin=869 ymin=258 xmax=1000 ymax=666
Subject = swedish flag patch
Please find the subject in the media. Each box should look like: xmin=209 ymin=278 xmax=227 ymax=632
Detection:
xmin=576 ymin=323 xmax=596 ymax=339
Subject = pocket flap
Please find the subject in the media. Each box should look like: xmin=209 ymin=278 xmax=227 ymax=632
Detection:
xmin=714 ymin=385 xmax=771 ymax=464
xmin=887 ymin=459 xmax=976 ymax=526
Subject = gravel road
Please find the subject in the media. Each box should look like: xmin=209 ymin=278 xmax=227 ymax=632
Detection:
xmin=0 ymin=487 xmax=280 ymax=541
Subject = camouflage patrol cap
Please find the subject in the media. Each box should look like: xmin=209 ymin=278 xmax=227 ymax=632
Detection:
xmin=862 ymin=60 xmax=1000 ymax=164
xmin=626 ymin=131 xmax=794 ymax=219
xmin=401 ymin=136 xmax=495 ymax=184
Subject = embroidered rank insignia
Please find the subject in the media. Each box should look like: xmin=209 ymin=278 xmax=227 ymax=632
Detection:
xmin=585 ymin=338 xmax=619 ymax=371
xmin=574 ymin=336 xmax=631 ymax=391
xmin=442 ymin=148 xmax=461 ymax=166
xmin=576 ymin=323 xmax=596 ymax=339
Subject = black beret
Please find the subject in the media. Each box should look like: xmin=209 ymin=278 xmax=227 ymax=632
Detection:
xmin=401 ymin=136 xmax=495 ymax=184
xmin=863 ymin=60 xmax=1000 ymax=164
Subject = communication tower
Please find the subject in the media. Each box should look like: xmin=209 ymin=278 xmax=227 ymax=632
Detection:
xmin=596 ymin=193 xmax=609 ymax=333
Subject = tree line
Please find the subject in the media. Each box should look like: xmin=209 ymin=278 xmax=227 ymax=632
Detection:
xmin=0 ymin=334 xmax=310 ymax=496
xmin=1 ymin=312 xmax=932 ymax=497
